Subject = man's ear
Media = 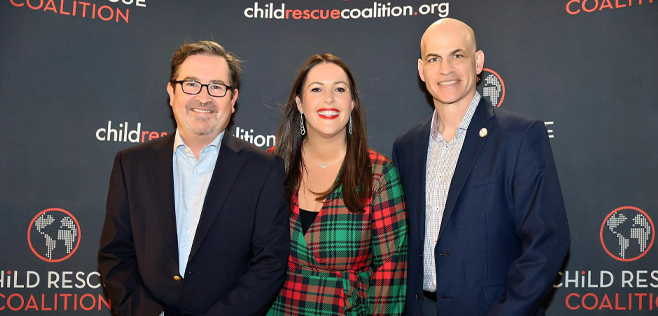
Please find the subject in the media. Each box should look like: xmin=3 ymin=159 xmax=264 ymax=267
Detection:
xmin=230 ymin=89 xmax=239 ymax=113
xmin=418 ymin=58 xmax=426 ymax=82
xmin=475 ymin=50 xmax=485 ymax=75
xmin=167 ymin=82 xmax=175 ymax=107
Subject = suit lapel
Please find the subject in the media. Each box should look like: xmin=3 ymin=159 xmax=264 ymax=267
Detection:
xmin=413 ymin=119 xmax=432 ymax=243
xmin=187 ymin=133 xmax=245 ymax=262
xmin=438 ymin=99 xmax=496 ymax=240
xmin=149 ymin=134 xmax=179 ymax=264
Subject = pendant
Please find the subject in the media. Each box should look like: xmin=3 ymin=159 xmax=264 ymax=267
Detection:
xmin=321 ymin=163 xmax=326 ymax=169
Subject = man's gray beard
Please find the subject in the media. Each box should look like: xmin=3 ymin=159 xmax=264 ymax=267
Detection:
xmin=185 ymin=100 xmax=218 ymax=136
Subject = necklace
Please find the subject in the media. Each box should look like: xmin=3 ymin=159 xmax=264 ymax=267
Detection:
xmin=302 ymin=145 xmax=345 ymax=169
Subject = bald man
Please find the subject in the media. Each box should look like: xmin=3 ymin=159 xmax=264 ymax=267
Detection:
xmin=392 ymin=19 xmax=570 ymax=315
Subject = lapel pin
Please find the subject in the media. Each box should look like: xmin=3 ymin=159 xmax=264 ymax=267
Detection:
xmin=479 ymin=128 xmax=488 ymax=137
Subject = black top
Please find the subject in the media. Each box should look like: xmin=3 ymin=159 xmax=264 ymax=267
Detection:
xmin=299 ymin=208 xmax=319 ymax=235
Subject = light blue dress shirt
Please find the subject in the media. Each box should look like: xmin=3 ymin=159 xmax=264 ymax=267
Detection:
xmin=172 ymin=129 xmax=223 ymax=278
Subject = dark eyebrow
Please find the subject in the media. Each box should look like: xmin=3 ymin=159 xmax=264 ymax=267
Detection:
xmin=424 ymin=49 xmax=466 ymax=59
xmin=181 ymin=76 xmax=227 ymax=85
xmin=307 ymin=81 xmax=348 ymax=86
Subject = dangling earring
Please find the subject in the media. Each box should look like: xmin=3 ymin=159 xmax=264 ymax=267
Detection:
xmin=348 ymin=115 xmax=353 ymax=135
xmin=300 ymin=113 xmax=306 ymax=136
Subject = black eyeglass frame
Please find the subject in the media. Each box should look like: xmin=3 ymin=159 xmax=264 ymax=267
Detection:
xmin=171 ymin=80 xmax=234 ymax=98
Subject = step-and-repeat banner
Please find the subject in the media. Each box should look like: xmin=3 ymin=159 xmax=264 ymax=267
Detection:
xmin=1 ymin=0 xmax=657 ymax=314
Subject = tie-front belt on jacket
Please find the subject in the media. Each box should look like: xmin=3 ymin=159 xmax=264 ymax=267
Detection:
xmin=289 ymin=263 xmax=373 ymax=311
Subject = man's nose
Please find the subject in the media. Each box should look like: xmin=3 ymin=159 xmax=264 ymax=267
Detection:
xmin=439 ymin=59 xmax=454 ymax=75
xmin=196 ymin=85 xmax=213 ymax=102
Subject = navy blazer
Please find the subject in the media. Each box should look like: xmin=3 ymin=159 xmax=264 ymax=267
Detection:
xmin=98 ymin=133 xmax=290 ymax=316
xmin=393 ymin=98 xmax=570 ymax=315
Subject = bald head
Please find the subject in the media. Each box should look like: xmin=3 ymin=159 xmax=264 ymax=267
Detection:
xmin=420 ymin=18 xmax=477 ymax=58
xmin=417 ymin=18 xmax=484 ymax=108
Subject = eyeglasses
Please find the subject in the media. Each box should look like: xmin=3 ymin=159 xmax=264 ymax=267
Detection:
xmin=172 ymin=80 xmax=234 ymax=97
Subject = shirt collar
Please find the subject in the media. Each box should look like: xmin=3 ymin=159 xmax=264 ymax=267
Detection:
xmin=173 ymin=129 xmax=224 ymax=154
xmin=430 ymin=91 xmax=481 ymax=141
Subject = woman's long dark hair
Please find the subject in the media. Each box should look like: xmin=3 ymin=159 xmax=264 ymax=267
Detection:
xmin=274 ymin=54 xmax=372 ymax=213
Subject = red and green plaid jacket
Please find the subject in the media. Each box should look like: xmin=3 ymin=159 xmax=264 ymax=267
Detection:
xmin=267 ymin=150 xmax=407 ymax=315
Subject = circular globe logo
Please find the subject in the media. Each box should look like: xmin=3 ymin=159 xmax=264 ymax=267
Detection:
xmin=28 ymin=208 xmax=81 ymax=262
xmin=477 ymin=68 xmax=505 ymax=107
xmin=600 ymin=206 xmax=654 ymax=262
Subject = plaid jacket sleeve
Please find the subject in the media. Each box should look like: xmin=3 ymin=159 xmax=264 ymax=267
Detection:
xmin=368 ymin=157 xmax=408 ymax=315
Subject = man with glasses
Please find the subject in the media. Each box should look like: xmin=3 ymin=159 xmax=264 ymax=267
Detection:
xmin=99 ymin=41 xmax=290 ymax=316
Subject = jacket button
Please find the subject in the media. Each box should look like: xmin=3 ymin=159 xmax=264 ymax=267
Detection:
xmin=173 ymin=276 xmax=182 ymax=281
xmin=416 ymin=294 xmax=419 ymax=300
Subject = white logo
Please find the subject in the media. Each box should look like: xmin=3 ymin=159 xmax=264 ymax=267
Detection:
xmin=96 ymin=120 xmax=168 ymax=143
xmin=477 ymin=68 xmax=505 ymax=107
xmin=235 ymin=126 xmax=276 ymax=148
xmin=600 ymin=206 xmax=654 ymax=262
xmin=28 ymin=208 xmax=81 ymax=263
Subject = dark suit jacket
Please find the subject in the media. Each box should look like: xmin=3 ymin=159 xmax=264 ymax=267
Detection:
xmin=98 ymin=133 xmax=290 ymax=316
xmin=393 ymin=98 xmax=570 ymax=316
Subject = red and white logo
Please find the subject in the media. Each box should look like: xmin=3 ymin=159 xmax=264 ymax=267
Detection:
xmin=477 ymin=68 xmax=505 ymax=107
xmin=27 ymin=208 xmax=81 ymax=263
xmin=600 ymin=206 xmax=654 ymax=262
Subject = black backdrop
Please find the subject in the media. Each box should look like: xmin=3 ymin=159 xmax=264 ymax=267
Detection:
xmin=1 ymin=0 xmax=657 ymax=314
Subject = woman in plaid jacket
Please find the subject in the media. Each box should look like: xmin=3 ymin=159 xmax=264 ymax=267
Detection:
xmin=266 ymin=54 xmax=407 ymax=316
